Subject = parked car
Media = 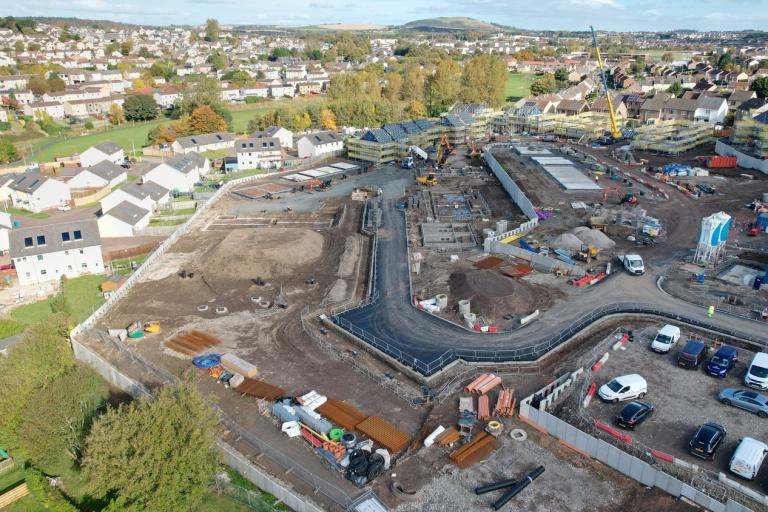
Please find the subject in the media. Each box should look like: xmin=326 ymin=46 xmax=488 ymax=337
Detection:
xmin=615 ymin=401 xmax=654 ymax=429
xmin=650 ymin=324 xmax=681 ymax=354
xmin=689 ymin=423 xmax=726 ymax=459
xmin=729 ymin=437 xmax=768 ymax=480
xmin=677 ymin=340 xmax=709 ymax=369
xmin=706 ymin=346 xmax=738 ymax=378
xmin=57 ymin=203 xmax=71 ymax=212
xmin=598 ymin=374 xmax=647 ymax=403
xmin=744 ymin=352 xmax=768 ymax=391
xmin=719 ymin=388 xmax=768 ymax=417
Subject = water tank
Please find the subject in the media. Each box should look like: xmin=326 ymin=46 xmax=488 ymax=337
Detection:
xmin=698 ymin=213 xmax=723 ymax=247
xmin=458 ymin=300 xmax=471 ymax=316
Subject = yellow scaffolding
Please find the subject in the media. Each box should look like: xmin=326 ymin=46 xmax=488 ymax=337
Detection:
xmin=630 ymin=120 xmax=713 ymax=155
xmin=730 ymin=118 xmax=768 ymax=158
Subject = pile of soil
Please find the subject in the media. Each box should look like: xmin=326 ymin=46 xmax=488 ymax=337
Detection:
xmin=550 ymin=233 xmax=583 ymax=251
xmin=448 ymin=269 xmax=559 ymax=318
xmin=572 ymin=227 xmax=615 ymax=249
xmin=200 ymin=228 xmax=324 ymax=279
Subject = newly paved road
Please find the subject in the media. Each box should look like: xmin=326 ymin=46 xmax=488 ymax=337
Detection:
xmin=339 ymin=200 xmax=767 ymax=375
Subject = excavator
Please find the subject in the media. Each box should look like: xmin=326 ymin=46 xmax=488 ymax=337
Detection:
xmin=603 ymin=187 xmax=637 ymax=206
xmin=416 ymin=165 xmax=438 ymax=186
xmin=467 ymin=140 xmax=481 ymax=158
xmin=591 ymin=26 xmax=624 ymax=145
xmin=435 ymin=134 xmax=455 ymax=168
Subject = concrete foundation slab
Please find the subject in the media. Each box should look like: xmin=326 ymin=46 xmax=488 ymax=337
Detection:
xmin=541 ymin=164 xmax=602 ymax=191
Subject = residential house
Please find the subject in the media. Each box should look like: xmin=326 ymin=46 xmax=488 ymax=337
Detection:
xmin=269 ymin=83 xmax=295 ymax=98
xmin=0 ymin=109 xmax=7 ymax=123
xmin=554 ymin=99 xmax=589 ymax=116
xmin=97 ymin=201 xmax=151 ymax=238
xmin=64 ymin=96 xmax=124 ymax=117
xmin=734 ymin=98 xmax=768 ymax=121
xmin=9 ymin=173 xmax=71 ymax=212
xmin=236 ymin=137 xmax=282 ymax=170
xmin=0 ymin=212 xmax=11 ymax=254
xmin=67 ymin=161 xmax=127 ymax=189
xmin=79 ymin=141 xmax=125 ymax=167
xmin=9 ymin=220 xmax=104 ymax=286
xmin=694 ymin=96 xmax=729 ymax=124
xmin=143 ymin=152 xmax=209 ymax=193
xmin=725 ymin=90 xmax=757 ymax=109
xmin=0 ymin=89 xmax=33 ymax=105
xmin=639 ymin=93 xmax=697 ymax=123
xmin=0 ymin=75 xmax=30 ymax=90
xmin=297 ymin=131 xmax=343 ymax=159
xmin=153 ymin=89 xmax=182 ymax=109
xmin=23 ymin=101 xmax=65 ymax=119
xmin=622 ymin=94 xmax=645 ymax=118
xmin=241 ymin=84 xmax=269 ymax=99
xmin=296 ymin=82 xmax=322 ymax=95
xmin=252 ymin=126 xmax=293 ymax=148
xmin=172 ymin=132 xmax=234 ymax=154
xmin=590 ymin=94 xmax=628 ymax=118
xmin=99 ymin=181 xmax=170 ymax=213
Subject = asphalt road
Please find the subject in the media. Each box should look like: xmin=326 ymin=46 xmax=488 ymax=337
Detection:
xmin=339 ymin=199 xmax=768 ymax=375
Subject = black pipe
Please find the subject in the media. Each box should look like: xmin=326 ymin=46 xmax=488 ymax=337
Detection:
xmin=474 ymin=479 xmax=518 ymax=495
xmin=491 ymin=466 xmax=545 ymax=511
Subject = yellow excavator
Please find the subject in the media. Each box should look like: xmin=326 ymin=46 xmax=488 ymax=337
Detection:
xmin=416 ymin=165 xmax=438 ymax=186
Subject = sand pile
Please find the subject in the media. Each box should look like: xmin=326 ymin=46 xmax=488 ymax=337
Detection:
xmin=201 ymin=228 xmax=324 ymax=279
xmin=572 ymin=227 xmax=615 ymax=249
xmin=550 ymin=233 xmax=583 ymax=251
xmin=449 ymin=270 xmax=559 ymax=317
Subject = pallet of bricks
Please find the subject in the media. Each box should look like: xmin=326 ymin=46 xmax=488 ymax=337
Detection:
xmin=426 ymin=373 xmax=516 ymax=468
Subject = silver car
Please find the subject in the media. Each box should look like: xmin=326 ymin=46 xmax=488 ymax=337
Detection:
xmin=719 ymin=388 xmax=768 ymax=418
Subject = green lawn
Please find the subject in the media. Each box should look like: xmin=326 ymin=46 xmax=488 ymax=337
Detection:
xmin=201 ymin=149 xmax=231 ymax=160
xmin=156 ymin=207 xmax=196 ymax=216
xmin=149 ymin=217 xmax=187 ymax=226
xmin=31 ymin=120 xmax=165 ymax=163
xmin=0 ymin=275 xmax=106 ymax=338
xmin=108 ymin=253 xmax=150 ymax=276
xmin=0 ymin=464 xmax=25 ymax=494
xmin=505 ymin=72 xmax=535 ymax=101
xmin=4 ymin=207 xmax=50 ymax=219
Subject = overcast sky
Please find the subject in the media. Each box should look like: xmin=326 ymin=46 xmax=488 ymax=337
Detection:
xmin=2 ymin=0 xmax=767 ymax=31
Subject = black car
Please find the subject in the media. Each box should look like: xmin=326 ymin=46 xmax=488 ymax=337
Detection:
xmin=615 ymin=401 xmax=654 ymax=429
xmin=688 ymin=422 xmax=726 ymax=459
xmin=678 ymin=340 xmax=709 ymax=369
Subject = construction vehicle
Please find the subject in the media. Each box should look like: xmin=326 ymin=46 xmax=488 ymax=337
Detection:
xmin=416 ymin=171 xmax=438 ymax=186
xmin=144 ymin=321 xmax=161 ymax=333
xmin=401 ymin=145 xmax=428 ymax=169
xmin=602 ymin=187 xmax=637 ymax=206
xmin=574 ymin=245 xmax=600 ymax=263
xmin=621 ymin=192 xmax=638 ymax=206
xmin=401 ymin=156 xmax=414 ymax=169
xmin=590 ymin=26 xmax=623 ymax=144
xmin=467 ymin=140 xmax=481 ymax=158
xmin=435 ymin=134 xmax=455 ymax=168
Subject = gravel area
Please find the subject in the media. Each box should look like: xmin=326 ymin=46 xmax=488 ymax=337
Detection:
xmin=584 ymin=322 xmax=768 ymax=492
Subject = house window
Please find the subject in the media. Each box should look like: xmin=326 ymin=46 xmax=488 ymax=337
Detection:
xmin=67 ymin=265 xmax=72 ymax=271
xmin=41 ymin=269 xmax=46 ymax=275
xmin=24 ymin=237 xmax=33 ymax=247
xmin=36 ymin=235 xmax=46 ymax=245
xmin=61 ymin=232 xmax=70 ymax=242
xmin=64 ymin=250 xmax=69 ymax=255
xmin=25 ymin=272 xmax=30 ymax=278
xmin=81 ymin=263 xmax=87 ymax=268
xmin=73 ymin=230 xmax=82 ymax=240
xmin=79 ymin=249 xmax=84 ymax=255
xmin=37 ymin=255 xmax=43 ymax=261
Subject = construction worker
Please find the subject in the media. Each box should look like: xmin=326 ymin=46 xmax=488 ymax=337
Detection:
xmin=707 ymin=305 xmax=715 ymax=318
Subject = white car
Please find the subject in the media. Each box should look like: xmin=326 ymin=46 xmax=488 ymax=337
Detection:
xmin=598 ymin=374 xmax=648 ymax=403
xmin=729 ymin=437 xmax=768 ymax=480
xmin=650 ymin=324 xmax=681 ymax=353
xmin=57 ymin=204 xmax=71 ymax=212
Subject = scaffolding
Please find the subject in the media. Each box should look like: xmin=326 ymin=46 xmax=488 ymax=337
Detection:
xmin=630 ymin=120 xmax=713 ymax=155
xmin=548 ymin=112 xmax=627 ymax=140
xmin=730 ymin=118 xmax=768 ymax=158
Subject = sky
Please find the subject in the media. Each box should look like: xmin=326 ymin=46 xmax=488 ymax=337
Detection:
xmin=2 ymin=0 xmax=767 ymax=32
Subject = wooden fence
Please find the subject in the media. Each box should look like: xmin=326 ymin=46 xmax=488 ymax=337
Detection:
xmin=102 ymin=241 xmax=160 ymax=262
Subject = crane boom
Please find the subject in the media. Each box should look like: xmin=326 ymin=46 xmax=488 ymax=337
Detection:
xmin=590 ymin=25 xmax=622 ymax=140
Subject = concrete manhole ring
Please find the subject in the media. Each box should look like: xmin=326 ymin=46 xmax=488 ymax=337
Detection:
xmin=510 ymin=428 xmax=527 ymax=441
xmin=215 ymin=306 xmax=228 ymax=314
xmin=390 ymin=481 xmax=419 ymax=501
xmin=197 ymin=305 xmax=209 ymax=312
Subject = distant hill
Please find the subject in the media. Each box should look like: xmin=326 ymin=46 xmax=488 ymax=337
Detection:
xmin=400 ymin=17 xmax=508 ymax=33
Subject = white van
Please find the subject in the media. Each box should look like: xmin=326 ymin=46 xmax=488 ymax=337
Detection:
xmin=745 ymin=353 xmax=768 ymax=391
xmin=650 ymin=325 xmax=681 ymax=353
xmin=598 ymin=374 xmax=648 ymax=403
xmin=729 ymin=437 xmax=768 ymax=480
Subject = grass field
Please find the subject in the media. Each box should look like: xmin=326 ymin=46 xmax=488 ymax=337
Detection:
xmin=4 ymin=207 xmax=50 ymax=219
xmin=505 ymin=72 xmax=535 ymax=101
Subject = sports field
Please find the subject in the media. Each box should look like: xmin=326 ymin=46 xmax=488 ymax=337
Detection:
xmin=505 ymin=72 xmax=534 ymax=100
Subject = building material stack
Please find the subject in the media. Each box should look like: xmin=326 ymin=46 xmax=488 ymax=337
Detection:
xmin=449 ymin=432 xmax=500 ymax=469
xmin=494 ymin=389 xmax=516 ymax=417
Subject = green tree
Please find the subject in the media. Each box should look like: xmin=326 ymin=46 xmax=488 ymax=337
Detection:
xmin=0 ymin=314 xmax=74 ymax=452
xmin=19 ymin=365 xmax=108 ymax=468
xmin=27 ymin=42 xmax=40 ymax=52
xmin=529 ymin=73 xmax=557 ymax=96
xmin=28 ymin=75 xmax=48 ymax=96
xmin=207 ymin=51 xmax=228 ymax=71
xmin=220 ymin=69 xmax=251 ymax=87
xmin=717 ymin=52 xmax=733 ymax=70
xmin=270 ymin=47 xmax=293 ymax=60
xmin=0 ymin=139 xmax=18 ymax=163
xmin=13 ymin=40 xmax=24 ymax=53
xmin=82 ymin=384 xmax=219 ymax=512
xmin=661 ymin=52 xmax=674 ymax=63
xmin=123 ymin=94 xmax=158 ymax=121
xmin=138 ymin=46 xmax=152 ymax=58
xmin=459 ymin=55 xmax=507 ymax=106
xmin=401 ymin=65 xmax=424 ymax=103
xmin=105 ymin=42 xmax=119 ymax=55
xmin=426 ymin=59 xmax=461 ymax=115
xmin=750 ymin=76 xmax=768 ymax=99
xmin=383 ymin=72 xmax=402 ymax=102
xmin=204 ymin=18 xmax=220 ymax=42
xmin=149 ymin=61 xmax=175 ymax=81
xmin=668 ymin=81 xmax=684 ymax=98
xmin=120 ymin=40 xmax=133 ymax=56
xmin=47 ymin=74 xmax=66 ymax=92
xmin=554 ymin=67 xmax=570 ymax=82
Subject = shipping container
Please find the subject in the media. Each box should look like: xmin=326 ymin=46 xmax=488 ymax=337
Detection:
xmin=706 ymin=156 xmax=737 ymax=168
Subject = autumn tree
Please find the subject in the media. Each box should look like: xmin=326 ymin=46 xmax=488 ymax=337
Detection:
xmin=28 ymin=75 xmax=48 ymax=96
xmin=120 ymin=40 xmax=133 ymax=56
xmin=401 ymin=65 xmax=424 ymax=103
xmin=147 ymin=123 xmax=178 ymax=145
xmin=406 ymin=99 xmax=427 ymax=118
xmin=204 ymin=18 xmax=220 ymax=41
xmin=321 ymin=108 xmax=337 ymax=130
xmin=0 ymin=139 xmax=18 ymax=164
xmin=459 ymin=55 xmax=507 ymax=107
xmin=529 ymin=73 xmax=558 ymax=96
xmin=661 ymin=52 xmax=674 ymax=63
xmin=108 ymin=103 xmax=125 ymax=125
xmin=47 ymin=74 xmax=66 ymax=92
xmin=187 ymin=105 xmax=227 ymax=134
xmin=82 ymin=384 xmax=219 ymax=512
xmin=426 ymin=59 xmax=461 ymax=115
xmin=383 ymin=72 xmax=402 ymax=102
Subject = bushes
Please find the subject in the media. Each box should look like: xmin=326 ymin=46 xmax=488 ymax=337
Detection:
xmin=25 ymin=467 xmax=79 ymax=512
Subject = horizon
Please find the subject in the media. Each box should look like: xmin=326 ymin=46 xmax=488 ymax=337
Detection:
xmin=2 ymin=0 xmax=767 ymax=32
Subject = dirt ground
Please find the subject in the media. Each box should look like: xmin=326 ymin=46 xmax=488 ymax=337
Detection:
xmin=562 ymin=322 xmax=768 ymax=494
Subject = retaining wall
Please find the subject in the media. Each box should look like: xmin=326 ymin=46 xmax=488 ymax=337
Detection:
xmin=484 ymin=239 xmax=586 ymax=277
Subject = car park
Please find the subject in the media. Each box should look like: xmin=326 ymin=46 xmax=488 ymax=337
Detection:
xmin=598 ymin=374 xmax=647 ymax=403
xmin=615 ymin=401 xmax=654 ymax=429
xmin=650 ymin=324 xmax=680 ymax=354
xmin=706 ymin=346 xmax=738 ymax=378
xmin=718 ymin=388 xmax=768 ymax=418
xmin=729 ymin=437 xmax=768 ymax=480
xmin=688 ymin=423 xmax=726 ymax=459
xmin=744 ymin=352 xmax=768 ymax=391
xmin=677 ymin=340 xmax=709 ymax=369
